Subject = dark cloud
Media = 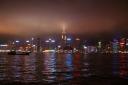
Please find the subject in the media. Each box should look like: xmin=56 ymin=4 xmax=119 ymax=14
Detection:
xmin=0 ymin=0 xmax=128 ymax=38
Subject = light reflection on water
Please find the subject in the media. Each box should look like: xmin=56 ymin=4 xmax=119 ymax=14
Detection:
xmin=0 ymin=53 xmax=128 ymax=84
xmin=113 ymin=53 xmax=128 ymax=79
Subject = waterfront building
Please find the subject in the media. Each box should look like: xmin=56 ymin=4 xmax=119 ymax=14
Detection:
xmin=112 ymin=39 xmax=119 ymax=53
xmin=119 ymin=38 xmax=126 ymax=52
xmin=61 ymin=24 xmax=67 ymax=49
xmin=37 ymin=38 xmax=41 ymax=53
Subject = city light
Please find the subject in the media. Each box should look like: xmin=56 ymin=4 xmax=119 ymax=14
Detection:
xmin=67 ymin=38 xmax=71 ymax=41
xmin=43 ymin=50 xmax=55 ymax=53
xmin=83 ymin=46 xmax=87 ymax=49
xmin=28 ymin=44 xmax=31 ymax=45
xmin=32 ymin=37 xmax=34 ymax=41
xmin=45 ymin=39 xmax=55 ymax=43
xmin=0 ymin=44 xmax=8 ymax=47
xmin=58 ymin=45 xmax=61 ymax=48
xmin=76 ymin=38 xmax=80 ymax=41
xmin=15 ymin=40 xmax=20 ymax=43
xmin=1 ymin=32 xmax=128 ymax=54
xmin=32 ymin=45 xmax=36 ymax=47
xmin=26 ymin=40 xmax=30 ymax=43
xmin=98 ymin=41 xmax=101 ymax=44
xmin=51 ymin=40 xmax=55 ymax=43
xmin=45 ymin=40 xmax=50 ymax=43
xmin=49 ymin=38 xmax=52 ymax=41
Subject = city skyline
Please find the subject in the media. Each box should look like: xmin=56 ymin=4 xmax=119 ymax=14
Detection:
xmin=1 ymin=1 xmax=128 ymax=84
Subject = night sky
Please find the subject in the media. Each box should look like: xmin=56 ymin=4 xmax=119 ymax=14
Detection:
xmin=0 ymin=0 xmax=128 ymax=38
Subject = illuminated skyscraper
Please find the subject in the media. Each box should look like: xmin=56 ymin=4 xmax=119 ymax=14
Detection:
xmin=61 ymin=24 xmax=67 ymax=48
xmin=112 ymin=39 xmax=119 ymax=53
xmin=97 ymin=41 xmax=102 ymax=53
xmin=74 ymin=38 xmax=81 ymax=50
xmin=61 ymin=24 xmax=67 ymax=41
xmin=119 ymin=38 xmax=126 ymax=52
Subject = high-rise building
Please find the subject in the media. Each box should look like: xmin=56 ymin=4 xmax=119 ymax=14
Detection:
xmin=119 ymin=38 xmax=126 ymax=52
xmin=97 ymin=41 xmax=102 ymax=53
xmin=61 ymin=24 xmax=67 ymax=48
xmin=74 ymin=38 xmax=81 ymax=50
xmin=112 ymin=39 xmax=119 ymax=53
xmin=37 ymin=38 xmax=41 ymax=53
xmin=126 ymin=39 xmax=128 ymax=51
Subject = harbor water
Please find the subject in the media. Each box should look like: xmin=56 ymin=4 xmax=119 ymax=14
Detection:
xmin=0 ymin=52 xmax=128 ymax=85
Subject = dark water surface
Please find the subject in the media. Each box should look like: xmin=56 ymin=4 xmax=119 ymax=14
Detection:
xmin=0 ymin=53 xmax=128 ymax=85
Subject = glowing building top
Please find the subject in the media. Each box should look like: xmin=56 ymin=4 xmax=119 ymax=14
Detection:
xmin=61 ymin=23 xmax=67 ymax=40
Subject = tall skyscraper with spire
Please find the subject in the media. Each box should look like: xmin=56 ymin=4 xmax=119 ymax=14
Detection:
xmin=62 ymin=24 xmax=67 ymax=41
xmin=61 ymin=24 xmax=67 ymax=48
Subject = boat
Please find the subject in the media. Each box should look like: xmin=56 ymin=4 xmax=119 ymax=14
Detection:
xmin=8 ymin=50 xmax=31 ymax=55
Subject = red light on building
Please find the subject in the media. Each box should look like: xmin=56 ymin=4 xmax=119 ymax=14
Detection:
xmin=119 ymin=38 xmax=126 ymax=51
